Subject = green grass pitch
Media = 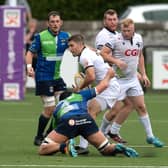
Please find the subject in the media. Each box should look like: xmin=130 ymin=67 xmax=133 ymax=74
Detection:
xmin=0 ymin=90 xmax=167 ymax=168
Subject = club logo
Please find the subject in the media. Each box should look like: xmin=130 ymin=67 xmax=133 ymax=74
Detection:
xmin=3 ymin=9 xmax=21 ymax=27
xmin=3 ymin=83 xmax=20 ymax=100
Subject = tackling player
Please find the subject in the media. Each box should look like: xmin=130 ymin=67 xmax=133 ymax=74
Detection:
xmin=38 ymin=68 xmax=138 ymax=158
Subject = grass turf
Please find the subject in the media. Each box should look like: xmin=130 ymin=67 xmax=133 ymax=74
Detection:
xmin=0 ymin=90 xmax=167 ymax=168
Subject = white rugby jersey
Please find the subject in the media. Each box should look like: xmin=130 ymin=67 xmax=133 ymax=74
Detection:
xmin=95 ymin=27 xmax=118 ymax=49
xmin=79 ymin=47 xmax=111 ymax=83
xmin=106 ymin=32 xmax=143 ymax=79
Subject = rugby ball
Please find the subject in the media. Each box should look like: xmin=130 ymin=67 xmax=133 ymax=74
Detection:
xmin=74 ymin=72 xmax=85 ymax=88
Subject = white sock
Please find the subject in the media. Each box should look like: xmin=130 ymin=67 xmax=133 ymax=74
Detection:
xmin=110 ymin=122 xmax=121 ymax=135
xmin=100 ymin=114 xmax=111 ymax=134
xmin=139 ymin=114 xmax=154 ymax=138
xmin=79 ymin=136 xmax=88 ymax=148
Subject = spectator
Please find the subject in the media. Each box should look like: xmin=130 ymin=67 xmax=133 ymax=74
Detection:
xmin=25 ymin=18 xmax=38 ymax=70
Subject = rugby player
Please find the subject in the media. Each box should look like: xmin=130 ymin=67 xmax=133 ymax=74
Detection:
xmin=100 ymin=18 xmax=164 ymax=147
xmin=38 ymin=68 xmax=138 ymax=158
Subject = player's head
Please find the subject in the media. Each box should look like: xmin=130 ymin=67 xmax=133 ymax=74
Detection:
xmin=120 ymin=18 xmax=135 ymax=40
xmin=68 ymin=34 xmax=85 ymax=56
xmin=59 ymin=90 xmax=73 ymax=101
xmin=47 ymin=11 xmax=62 ymax=20
xmin=47 ymin=11 xmax=63 ymax=35
xmin=103 ymin=9 xmax=118 ymax=32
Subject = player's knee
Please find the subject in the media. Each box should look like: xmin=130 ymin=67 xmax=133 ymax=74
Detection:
xmin=42 ymin=96 xmax=56 ymax=117
xmin=105 ymin=110 xmax=116 ymax=121
xmin=135 ymin=103 xmax=146 ymax=114
xmin=42 ymin=96 xmax=56 ymax=107
xmin=124 ymin=99 xmax=134 ymax=110
xmin=97 ymin=138 xmax=110 ymax=155
xmin=88 ymin=99 xmax=101 ymax=119
xmin=38 ymin=145 xmax=47 ymax=155
xmin=38 ymin=137 xmax=55 ymax=155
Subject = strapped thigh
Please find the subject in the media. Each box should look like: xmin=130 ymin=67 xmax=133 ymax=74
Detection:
xmin=42 ymin=96 xmax=55 ymax=107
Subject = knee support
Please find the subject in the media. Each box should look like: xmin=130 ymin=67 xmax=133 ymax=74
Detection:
xmin=42 ymin=137 xmax=55 ymax=145
xmin=97 ymin=138 xmax=110 ymax=152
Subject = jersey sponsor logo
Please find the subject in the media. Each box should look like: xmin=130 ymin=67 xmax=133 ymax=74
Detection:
xmin=42 ymin=41 xmax=54 ymax=45
xmin=46 ymin=56 xmax=62 ymax=61
xmin=125 ymin=49 xmax=140 ymax=56
xmin=75 ymin=118 xmax=92 ymax=125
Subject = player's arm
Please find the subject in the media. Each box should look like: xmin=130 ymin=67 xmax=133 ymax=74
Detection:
xmin=80 ymin=66 xmax=95 ymax=89
xmin=138 ymin=51 xmax=150 ymax=87
xmin=26 ymin=51 xmax=35 ymax=78
xmin=99 ymin=45 xmax=127 ymax=70
xmin=95 ymin=68 xmax=115 ymax=94
xmin=25 ymin=34 xmax=40 ymax=78
xmin=78 ymin=68 xmax=115 ymax=101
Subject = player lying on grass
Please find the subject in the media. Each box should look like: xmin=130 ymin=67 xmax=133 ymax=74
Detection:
xmin=38 ymin=69 xmax=138 ymax=157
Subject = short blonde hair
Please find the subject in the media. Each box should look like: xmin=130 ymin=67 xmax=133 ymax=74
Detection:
xmin=120 ymin=18 xmax=134 ymax=28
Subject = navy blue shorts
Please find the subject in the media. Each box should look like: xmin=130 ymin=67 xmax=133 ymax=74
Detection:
xmin=35 ymin=78 xmax=67 ymax=96
xmin=55 ymin=114 xmax=99 ymax=139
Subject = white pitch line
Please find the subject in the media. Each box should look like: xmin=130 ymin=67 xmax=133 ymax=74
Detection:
xmin=130 ymin=145 xmax=168 ymax=148
xmin=0 ymin=102 xmax=32 ymax=105
xmin=0 ymin=165 xmax=168 ymax=168
xmin=96 ymin=119 xmax=168 ymax=123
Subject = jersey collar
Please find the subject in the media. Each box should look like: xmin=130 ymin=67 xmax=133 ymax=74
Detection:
xmin=104 ymin=27 xmax=116 ymax=34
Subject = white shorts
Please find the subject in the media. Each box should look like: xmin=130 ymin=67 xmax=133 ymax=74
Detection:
xmin=117 ymin=77 xmax=144 ymax=101
xmin=95 ymin=77 xmax=120 ymax=111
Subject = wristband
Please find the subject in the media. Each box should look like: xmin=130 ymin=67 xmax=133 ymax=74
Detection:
xmin=27 ymin=64 xmax=32 ymax=68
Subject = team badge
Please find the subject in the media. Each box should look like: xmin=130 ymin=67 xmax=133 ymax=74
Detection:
xmin=68 ymin=119 xmax=75 ymax=126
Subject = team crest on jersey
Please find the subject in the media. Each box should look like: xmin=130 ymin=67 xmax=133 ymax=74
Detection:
xmin=68 ymin=119 xmax=75 ymax=126
xmin=136 ymin=42 xmax=140 ymax=48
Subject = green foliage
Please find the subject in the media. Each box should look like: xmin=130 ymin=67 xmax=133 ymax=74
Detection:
xmin=27 ymin=0 xmax=168 ymax=20
xmin=1 ymin=0 xmax=168 ymax=20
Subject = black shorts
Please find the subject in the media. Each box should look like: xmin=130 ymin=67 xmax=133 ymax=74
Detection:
xmin=55 ymin=114 xmax=99 ymax=139
xmin=35 ymin=78 xmax=67 ymax=96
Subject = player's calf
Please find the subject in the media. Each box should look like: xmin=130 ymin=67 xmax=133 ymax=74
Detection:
xmin=97 ymin=139 xmax=138 ymax=157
